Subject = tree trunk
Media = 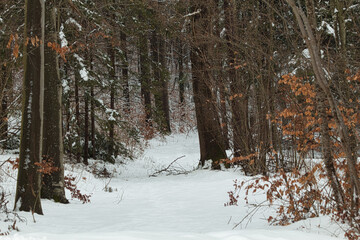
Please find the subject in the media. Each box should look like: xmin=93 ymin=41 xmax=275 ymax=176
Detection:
xmin=158 ymin=36 xmax=171 ymax=134
xmin=41 ymin=0 xmax=68 ymax=203
xmin=151 ymin=30 xmax=171 ymax=134
xmin=90 ymin=85 xmax=95 ymax=159
xmin=120 ymin=32 xmax=130 ymax=114
xmin=83 ymin=90 xmax=89 ymax=165
xmin=0 ymin=63 xmax=9 ymax=148
xmin=223 ymin=0 xmax=253 ymax=174
xmin=286 ymin=0 xmax=360 ymax=202
xmin=14 ymin=0 xmax=44 ymax=214
xmin=219 ymin=82 xmax=230 ymax=150
xmin=318 ymin=91 xmax=345 ymax=207
xmin=139 ymin=34 xmax=152 ymax=126
xmin=108 ymin=43 xmax=116 ymax=162
xmin=191 ymin=1 xmax=227 ymax=169
xmin=177 ymin=40 xmax=185 ymax=107
xmin=90 ymin=50 xmax=96 ymax=159
xmin=74 ymin=68 xmax=81 ymax=163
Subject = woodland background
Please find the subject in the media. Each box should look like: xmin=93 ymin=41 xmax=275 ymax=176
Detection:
xmin=0 ymin=0 xmax=360 ymax=239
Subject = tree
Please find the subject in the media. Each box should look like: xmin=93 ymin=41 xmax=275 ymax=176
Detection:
xmin=150 ymin=1 xmax=171 ymax=134
xmin=190 ymin=1 xmax=227 ymax=169
xmin=223 ymin=0 xmax=254 ymax=174
xmin=286 ymin=0 xmax=360 ymax=203
xmin=14 ymin=0 xmax=44 ymax=214
xmin=139 ymin=32 xmax=152 ymax=127
xmin=41 ymin=0 xmax=68 ymax=203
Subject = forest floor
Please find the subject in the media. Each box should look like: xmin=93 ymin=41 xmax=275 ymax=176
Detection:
xmin=0 ymin=132 xmax=345 ymax=240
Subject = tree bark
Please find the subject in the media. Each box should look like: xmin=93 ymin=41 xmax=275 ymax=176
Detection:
xmin=41 ymin=0 xmax=68 ymax=203
xmin=177 ymin=40 xmax=185 ymax=107
xmin=191 ymin=1 xmax=227 ymax=169
xmin=139 ymin=34 xmax=152 ymax=126
xmin=0 ymin=62 xmax=9 ymax=148
xmin=74 ymin=67 xmax=81 ymax=163
xmin=158 ymin=36 xmax=171 ymax=134
xmin=151 ymin=30 xmax=171 ymax=134
xmin=90 ymin=51 xmax=96 ymax=159
xmin=120 ymin=32 xmax=130 ymax=114
xmin=83 ymin=89 xmax=89 ymax=165
xmin=108 ymin=43 xmax=116 ymax=162
xmin=286 ymin=0 xmax=360 ymax=201
xmin=318 ymin=92 xmax=345 ymax=207
xmin=223 ymin=0 xmax=253 ymax=173
xmin=14 ymin=0 xmax=44 ymax=214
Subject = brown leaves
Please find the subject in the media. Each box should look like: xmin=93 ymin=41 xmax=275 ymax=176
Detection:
xmin=223 ymin=153 xmax=258 ymax=164
xmin=35 ymin=158 xmax=59 ymax=174
xmin=47 ymin=42 xmax=70 ymax=62
xmin=229 ymin=93 xmax=243 ymax=101
xmin=64 ymin=175 xmax=91 ymax=204
xmin=7 ymin=34 xmax=20 ymax=58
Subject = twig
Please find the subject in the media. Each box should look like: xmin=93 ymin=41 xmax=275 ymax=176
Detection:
xmin=232 ymin=200 xmax=268 ymax=229
xmin=150 ymin=155 xmax=186 ymax=177
xmin=0 ymin=159 xmax=17 ymax=181
xmin=114 ymin=189 xmax=125 ymax=205
xmin=0 ymin=158 xmax=11 ymax=168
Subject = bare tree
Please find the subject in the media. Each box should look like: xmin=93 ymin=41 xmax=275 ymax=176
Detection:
xmin=286 ymin=0 xmax=360 ymax=204
xmin=41 ymin=0 xmax=68 ymax=203
xmin=190 ymin=1 xmax=227 ymax=169
xmin=14 ymin=0 xmax=44 ymax=214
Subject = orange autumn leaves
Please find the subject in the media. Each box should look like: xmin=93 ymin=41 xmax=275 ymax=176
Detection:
xmin=7 ymin=34 xmax=67 ymax=60
xmin=276 ymin=73 xmax=360 ymax=156
xmin=274 ymin=74 xmax=320 ymax=154
xmin=6 ymin=34 xmax=20 ymax=58
xmin=6 ymin=31 xmax=116 ymax=62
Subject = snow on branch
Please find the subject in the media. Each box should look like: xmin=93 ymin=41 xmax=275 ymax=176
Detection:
xmin=183 ymin=9 xmax=201 ymax=18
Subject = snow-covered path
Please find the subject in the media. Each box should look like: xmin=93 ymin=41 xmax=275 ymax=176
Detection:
xmin=2 ymin=133 xmax=344 ymax=240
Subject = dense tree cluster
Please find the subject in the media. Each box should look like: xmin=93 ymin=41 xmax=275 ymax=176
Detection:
xmin=0 ymin=0 xmax=359 ymax=238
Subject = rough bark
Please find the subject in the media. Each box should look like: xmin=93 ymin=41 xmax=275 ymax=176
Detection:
xmin=191 ymin=1 xmax=227 ymax=169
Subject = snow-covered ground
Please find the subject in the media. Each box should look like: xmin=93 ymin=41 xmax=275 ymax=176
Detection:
xmin=1 ymin=133 xmax=345 ymax=240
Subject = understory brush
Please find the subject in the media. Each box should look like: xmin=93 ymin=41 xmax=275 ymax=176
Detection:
xmin=227 ymin=161 xmax=360 ymax=240
xmin=0 ymin=159 xmax=23 ymax=236
xmin=226 ymin=73 xmax=360 ymax=240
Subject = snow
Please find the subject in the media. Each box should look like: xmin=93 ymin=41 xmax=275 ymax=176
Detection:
xmin=59 ymin=24 xmax=68 ymax=48
xmin=65 ymin=18 xmax=82 ymax=31
xmin=302 ymin=49 xmax=310 ymax=59
xmin=1 ymin=133 xmax=345 ymax=240
xmin=319 ymin=21 xmax=335 ymax=37
xmin=105 ymin=108 xmax=118 ymax=122
xmin=183 ymin=9 xmax=201 ymax=18
xmin=73 ymin=53 xmax=89 ymax=82
xmin=220 ymin=28 xmax=226 ymax=38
